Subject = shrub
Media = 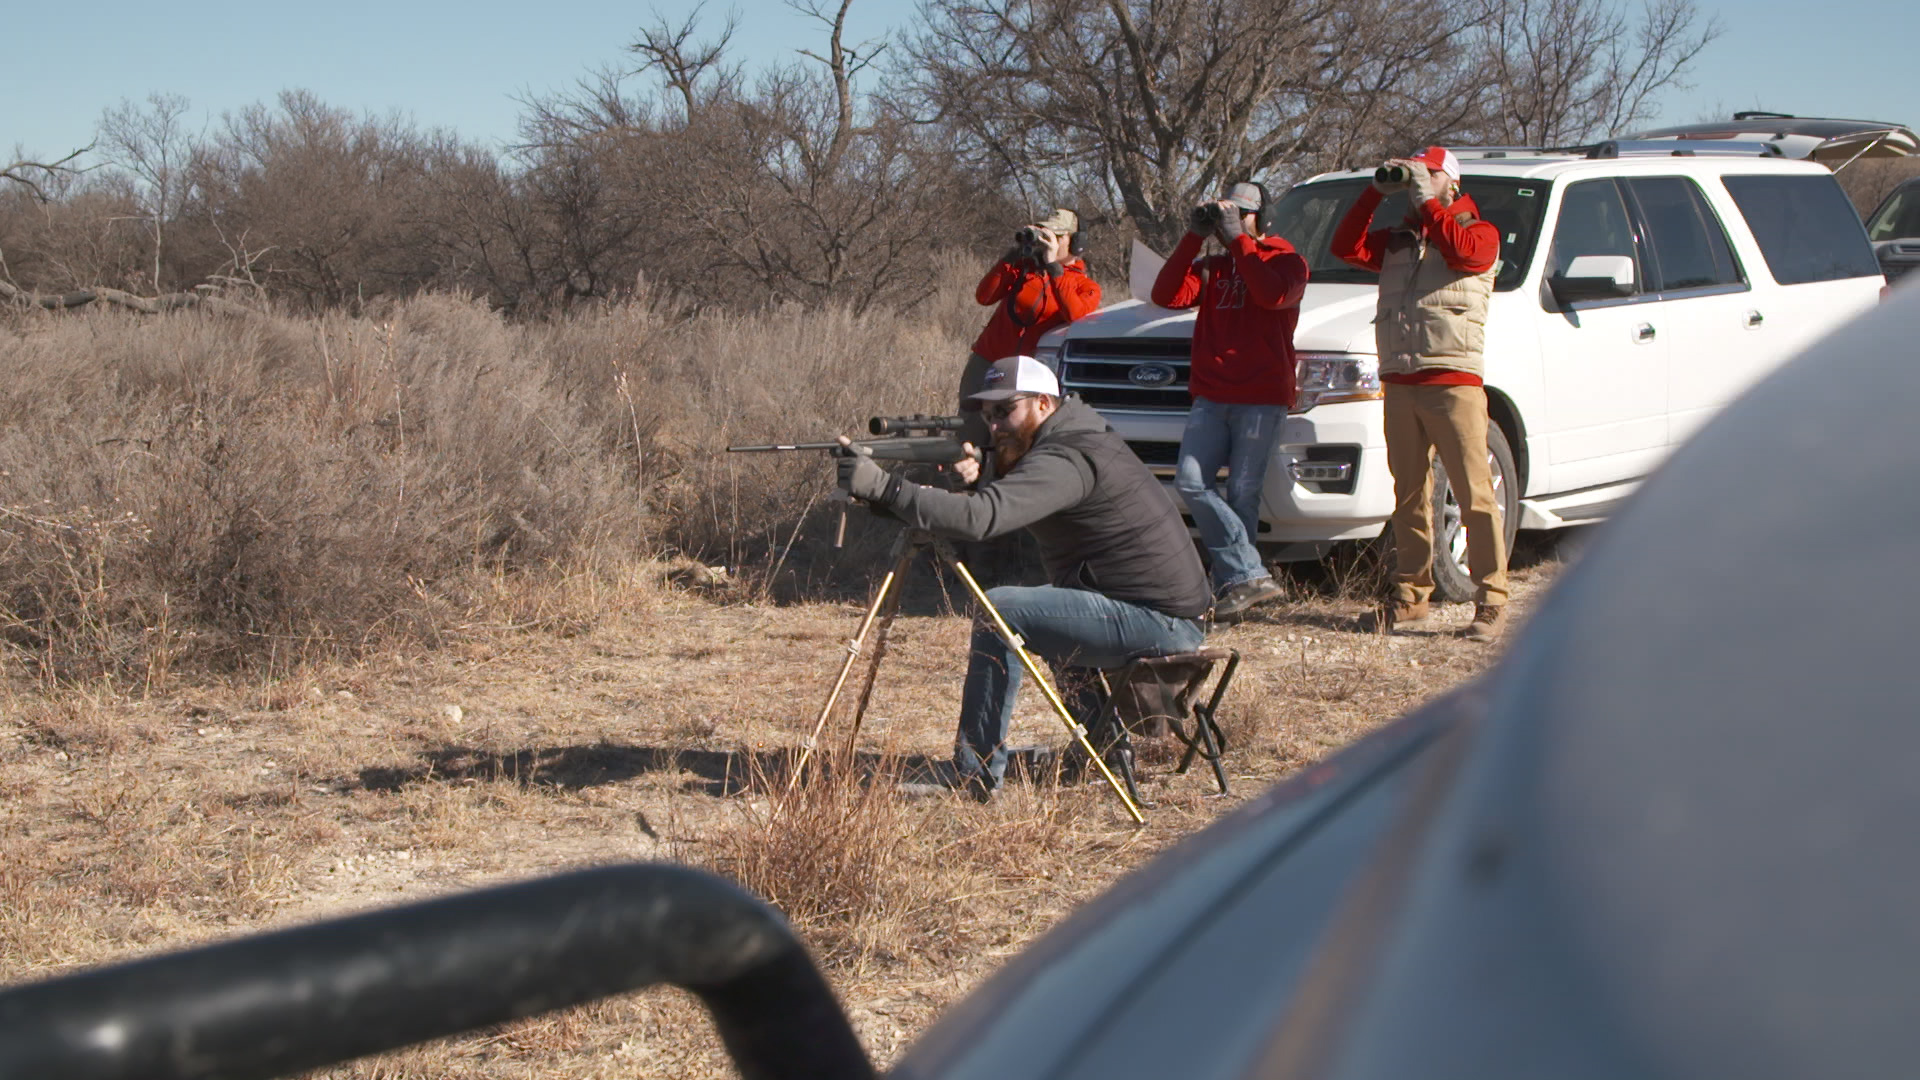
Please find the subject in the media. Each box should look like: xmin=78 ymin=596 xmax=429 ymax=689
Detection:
xmin=0 ymin=260 xmax=983 ymax=681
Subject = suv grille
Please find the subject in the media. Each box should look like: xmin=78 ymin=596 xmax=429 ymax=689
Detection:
xmin=1061 ymin=338 xmax=1192 ymax=411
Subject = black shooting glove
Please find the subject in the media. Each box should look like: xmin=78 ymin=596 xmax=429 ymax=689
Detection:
xmin=836 ymin=444 xmax=901 ymax=506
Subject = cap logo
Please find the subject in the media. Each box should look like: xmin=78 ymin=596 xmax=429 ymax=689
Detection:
xmin=984 ymin=368 xmax=1008 ymax=385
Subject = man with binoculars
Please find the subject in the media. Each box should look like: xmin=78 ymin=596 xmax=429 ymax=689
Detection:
xmin=1331 ymin=146 xmax=1508 ymax=642
xmin=961 ymin=210 xmax=1102 ymax=455
xmin=1152 ymin=181 xmax=1310 ymax=623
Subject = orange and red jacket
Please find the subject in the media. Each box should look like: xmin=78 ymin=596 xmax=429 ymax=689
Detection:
xmin=1151 ymin=233 xmax=1310 ymax=407
xmin=970 ymin=258 xmax=1102 ymax=361
xmin=1330 ymin=188 xmax=1500 ymax=387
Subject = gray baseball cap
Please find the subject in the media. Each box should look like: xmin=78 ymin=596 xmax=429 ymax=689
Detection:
xmin=1222 ymin=182 xmax=1264 ymax=212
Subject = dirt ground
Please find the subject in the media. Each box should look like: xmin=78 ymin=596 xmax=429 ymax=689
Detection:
xmin=0 ymin=535 xmax=1573 ymax=1078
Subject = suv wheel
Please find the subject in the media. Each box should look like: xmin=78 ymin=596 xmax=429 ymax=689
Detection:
xmin=1429 ymin=422 xmax=1520 ymax=605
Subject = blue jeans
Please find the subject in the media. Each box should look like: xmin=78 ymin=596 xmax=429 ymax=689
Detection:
xmin=1174 ymin=397 xmax=1285 ymax=592
xmin=956 ymin=585 xmax=1207 ymax=786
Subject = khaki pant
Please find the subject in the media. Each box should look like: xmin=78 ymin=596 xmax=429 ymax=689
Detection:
xmin=1383 ymin=383 xmax=1508 ymax=605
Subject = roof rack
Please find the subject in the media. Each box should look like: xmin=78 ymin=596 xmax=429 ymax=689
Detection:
xmin=1451 ymin=147 xmax=1581 ymax=160
xmin=1445 ymin=141 xmax=1786 ymax=162
xmin=1581 ymin=139 xmax=1785 ymax=159
xmin=1625 ymin=115 xmax=1918 ymax=168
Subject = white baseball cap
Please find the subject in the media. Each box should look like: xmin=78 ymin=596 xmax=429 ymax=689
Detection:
xmin=1415 ymin=145 xmax=1462 ymax=180
xmin=970 ymin=355 xmax=1061 ymax=401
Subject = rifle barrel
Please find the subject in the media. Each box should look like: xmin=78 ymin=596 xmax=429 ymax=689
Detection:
xmin=726 ymin=442 xmax=842 ymax=453
xmin=724 ymin=436 xmax=967 ymax=464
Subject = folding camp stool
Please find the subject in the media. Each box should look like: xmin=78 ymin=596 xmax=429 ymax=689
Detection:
xmin=1092 ymin=647 xmax=1240 ymax=803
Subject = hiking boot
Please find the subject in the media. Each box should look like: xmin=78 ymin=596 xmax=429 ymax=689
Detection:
xmin=1463 ymin=603 xmax=1507 ymax=642
xmin=1360 ymin=598 xmax=1430 ymax=633
xmin=954 ymin=769 xmax=1000 ymax=803
xmin=1213 ymin=576 xmax=1285 ymax=622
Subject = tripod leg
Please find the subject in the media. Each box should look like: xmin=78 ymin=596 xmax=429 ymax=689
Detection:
xmin=841 ymin=560 xmax=913 ymax=759
xmin=942 ymin=552 xmax=1147 ymax=825
xmin=785 ymin=542 xmax=914 ymax=799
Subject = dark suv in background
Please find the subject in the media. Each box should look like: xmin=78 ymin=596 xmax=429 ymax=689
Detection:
xmin=1866 ymin=176 xmax=1920 ymax=285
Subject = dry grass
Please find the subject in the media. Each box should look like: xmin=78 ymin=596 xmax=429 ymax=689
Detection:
xmin=0 ymin=533 xmax=1569 ymax=1076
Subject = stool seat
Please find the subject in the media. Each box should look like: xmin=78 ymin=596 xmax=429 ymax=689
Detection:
xmin=1088 ymin=647 xmax=1240 ymax=800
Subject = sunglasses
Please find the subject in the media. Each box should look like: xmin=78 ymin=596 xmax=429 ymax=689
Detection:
xmin=984 ymin=396 xmax=1034 ymax=422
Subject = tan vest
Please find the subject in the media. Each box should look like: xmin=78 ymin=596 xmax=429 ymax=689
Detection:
xmin=1375 ymin=226 xmax=1497 ymax=378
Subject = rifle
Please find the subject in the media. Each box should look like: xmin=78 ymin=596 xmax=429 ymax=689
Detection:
xmin=727 ymin=415 xmax=976 ymax=545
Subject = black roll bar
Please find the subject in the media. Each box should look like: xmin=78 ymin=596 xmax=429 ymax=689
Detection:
xmin=0 ymin=863 xmax=875 ymax=1080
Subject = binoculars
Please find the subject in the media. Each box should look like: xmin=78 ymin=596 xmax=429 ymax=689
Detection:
xmin=1192 ymin=202 xmax=1227 ymax=231
xmin=1374 ymin=164 xmax=1415 ymax=186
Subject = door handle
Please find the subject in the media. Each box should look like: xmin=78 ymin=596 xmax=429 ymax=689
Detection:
xmin=1745 ymin=310 xmax=1765 ymax=328
xmin=1634 ymin=323 xmax=1656 ymax=343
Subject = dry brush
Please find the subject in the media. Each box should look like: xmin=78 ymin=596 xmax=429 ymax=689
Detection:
xmin=0 ymin=264 xmax=984 ymax=685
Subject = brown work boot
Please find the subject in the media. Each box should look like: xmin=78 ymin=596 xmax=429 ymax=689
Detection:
xmin=1463 ymin=603 xmax=1507 ymax=642
xmin=1360 ymin=597 xmax=1429 ymax=633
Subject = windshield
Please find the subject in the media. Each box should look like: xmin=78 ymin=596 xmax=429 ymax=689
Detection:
xmin=1867 ymin=185 xmax=1920 ymax=242
xmin=1263 ymin=176 xmax=1550 ymax=291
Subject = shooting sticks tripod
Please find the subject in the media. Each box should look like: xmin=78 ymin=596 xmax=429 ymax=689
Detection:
xmin=784 ymin=528 xmax=1147 ymax=824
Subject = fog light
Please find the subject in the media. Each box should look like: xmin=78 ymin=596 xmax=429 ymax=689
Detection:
xmin=1290 ymin=462 xmax=1352 ymax=483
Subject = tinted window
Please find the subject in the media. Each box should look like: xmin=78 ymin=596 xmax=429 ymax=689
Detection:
xmin=1866 ymin=184 xmax=1920 ymax=242
xmin=1722 ymin=174 xmax=1881 ymax=284
xmin=1546 ymin=179 xmax=1643 ymax=294
xmin=1625 ymin=176 xmax=1743 ymax=291
xmin=1267 ymin=176 xmax=1548 ymax=292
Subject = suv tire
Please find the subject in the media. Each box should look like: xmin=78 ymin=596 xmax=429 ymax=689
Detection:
xmin=1429 ymin=422 xmax=1520 ymax=604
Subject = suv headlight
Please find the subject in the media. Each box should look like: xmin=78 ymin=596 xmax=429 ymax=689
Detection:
xmin=1294 ymin=353 xmax=1381 ymax=412
xmin=1032 ymin=345 xmax=1063 ymax=373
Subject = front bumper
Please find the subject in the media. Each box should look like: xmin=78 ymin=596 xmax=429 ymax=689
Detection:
xmin=1107 ymin=400 xmax=1394 ymax=545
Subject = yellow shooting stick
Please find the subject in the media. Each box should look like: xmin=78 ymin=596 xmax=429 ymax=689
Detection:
xmin=946 ymin=556 xmax=1146 ymax=824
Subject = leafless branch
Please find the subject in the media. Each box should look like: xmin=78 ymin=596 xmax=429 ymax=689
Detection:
xmin=1 ymin=145 xmax=92 ymax=201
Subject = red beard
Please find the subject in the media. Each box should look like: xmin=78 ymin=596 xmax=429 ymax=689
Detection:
xmin=993 ymin=429 xmax=1034 ymax=474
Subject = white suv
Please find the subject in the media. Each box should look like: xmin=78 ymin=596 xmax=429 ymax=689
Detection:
xmin=1038 ymin=142 xmax=1885 ymax=600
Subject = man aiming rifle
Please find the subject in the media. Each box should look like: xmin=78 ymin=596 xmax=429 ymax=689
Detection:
xmin=837 ymin=356 xmax=1211 ymax=801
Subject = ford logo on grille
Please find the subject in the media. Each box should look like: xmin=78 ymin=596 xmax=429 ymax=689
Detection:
xmin=1128 ymin=363 xmax=1176 ymax=388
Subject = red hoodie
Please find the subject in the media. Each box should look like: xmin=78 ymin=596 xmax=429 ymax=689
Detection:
xmin=1151 ymin=233 xmax=1310 ymax=406
xmin=1330 ymin=187 xmax=1500 ymax=387
xmin=970 ymin=258 xmax=1103 ymax=361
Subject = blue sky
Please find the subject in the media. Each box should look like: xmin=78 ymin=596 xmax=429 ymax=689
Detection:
xmin=5 ymin=0 xmax=1912 ymax=164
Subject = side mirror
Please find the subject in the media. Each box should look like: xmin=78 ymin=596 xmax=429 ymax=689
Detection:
xmin=1549 ymin=254 xmax=1637 ymax=306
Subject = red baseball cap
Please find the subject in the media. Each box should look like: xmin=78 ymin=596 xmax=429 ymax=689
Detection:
xmin=1415 ymin=145 xmax=1461 ymax=179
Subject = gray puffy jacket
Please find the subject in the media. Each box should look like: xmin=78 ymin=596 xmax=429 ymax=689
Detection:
xmin=887 ymin=397 xmax=1212 ymax=620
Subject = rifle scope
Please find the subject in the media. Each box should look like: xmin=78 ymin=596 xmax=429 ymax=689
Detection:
xmin=869 ymin=414 xmax=966 ymax=436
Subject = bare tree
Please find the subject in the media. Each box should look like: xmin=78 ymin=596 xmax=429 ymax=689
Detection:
xmin=908 ymin=0 xmax=1488 ymax=249
xmin=518 ymin=0 xmax=998 ymax=312
xmin=1468 ymin=0 xmax=1722 ymax=145
xmin=629 ymin=3 xmax=742 ymax=120
xmin=191 ymin=90 xmax=444 ymax=308
xmin=1 ymin=145 xmax=90 ymax=201
xmin=97 ymin=92 xmax=198 ymax=293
